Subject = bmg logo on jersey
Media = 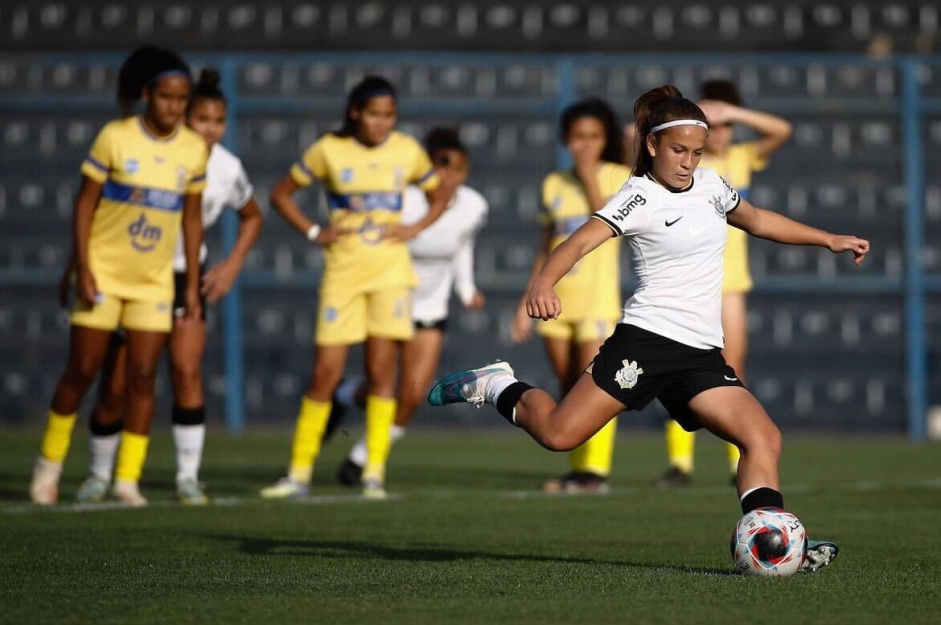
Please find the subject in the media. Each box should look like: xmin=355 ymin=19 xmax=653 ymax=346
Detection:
xmin=612 ymin=193 xmax=646 ymax=221
xmin=128 ymin=214 xmax=162 ymax=252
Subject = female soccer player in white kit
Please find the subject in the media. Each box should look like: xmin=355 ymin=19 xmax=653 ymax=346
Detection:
xmin=429 ymin=85 xmax=866 ymax=573
xmin=334 ymin=128 xmax=488 ymax=486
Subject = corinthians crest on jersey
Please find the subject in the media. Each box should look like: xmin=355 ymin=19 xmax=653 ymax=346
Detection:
xmin=615 ymin=359 xmax=644 ymax=390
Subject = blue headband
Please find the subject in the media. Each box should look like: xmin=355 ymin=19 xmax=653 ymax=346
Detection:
xmin=151 ymin=69 xmax=190 ymax=84
xmin=354 ymin=87 xmax=394 ymax=105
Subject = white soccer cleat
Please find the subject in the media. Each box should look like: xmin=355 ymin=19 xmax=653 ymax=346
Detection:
xmin=800 ymin=540 xmax=839 ymax=573
xmin=75 ymin=475 xmax=110 ymax=504
xmin=427 ymin=361 xmax=515 ymax=407
xmin=112 ymin=480 xmax=148 ymax=507
xmin=361 ymin=477 xmax=387 ymax=500
xmin=176 ymin=479 xmax=209 ymax=506
xmin=259 ymin=476 xmax=309 ymax=499
xmin=30 ymin=456 xmax=63 ymax=506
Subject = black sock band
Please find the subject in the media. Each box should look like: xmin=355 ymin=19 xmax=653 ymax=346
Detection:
xmin=89 ymin=414 xmax=122 ymax=436
xmin=172 ymin=405 xmax=206 ymax=426
xmin=741 ymin=487 xmax=785 ymax=514
xmin=495 ymin=382 xmax=533 ymax=425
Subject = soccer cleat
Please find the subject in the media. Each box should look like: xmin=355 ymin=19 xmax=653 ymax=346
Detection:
xmin=112 ymin=480 xmax=148 ymax=507
xmin=362 ymin=477 xmax=387 ymax=500
xmin=656 ymin=466 xmax=692 ymax=488
xmin=29 ymin=456 xmax=63 ymax=506
xmin=176 ymin=479 xmax=209 ymax=506
xmin=259 ymin=476 xmax=309 ymax=499
xmin=75 ymin=475 xmax=110 ymax=504
xmin=543 ymin=471 xmax=610 ymax=495
xmin=800 ymin=540 xmax=839 ymax=573
xmin=337 ymin=458 xmax=364 ymax=487
xmin=427 ymin=361 xmax=515 ymax=407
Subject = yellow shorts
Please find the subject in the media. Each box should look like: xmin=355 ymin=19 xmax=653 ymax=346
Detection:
xmin=315 ymin=287 xmax=413 ymax=345
xmin=537 ymin=317 xmax=617 ymax=343
xmin=70 ymin=293 xmax=172 ymax=333
xmin=723 ymin=226 xmax=753 ymax=294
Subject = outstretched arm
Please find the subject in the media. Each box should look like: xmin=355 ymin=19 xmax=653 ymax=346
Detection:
xmin=526 ymin=218 xmax=614 ymax=320
xmin=700 ymin=100 xmax=793 ymax=159
xmin=728 ymin=199 xmax=869 ymax=266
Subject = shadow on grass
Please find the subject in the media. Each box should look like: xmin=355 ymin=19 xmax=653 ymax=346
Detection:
xmin=203 ymin=533 xmax=736 ymax=577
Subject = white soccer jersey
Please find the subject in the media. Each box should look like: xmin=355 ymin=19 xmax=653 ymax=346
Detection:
xmin=172 ymin=143 xmax=254 ymax=272
xmin=402 ymin=185 xmax=488 ymax=323
xmin=592 ymin=168 xmax=741 ymax=349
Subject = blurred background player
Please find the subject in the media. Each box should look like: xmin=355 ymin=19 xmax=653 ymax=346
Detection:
xmin=29 ymin=46 xmax=207 ymax=506
xmin=331 ymin=127 xmax=489 ymax=486
xmin=261 ymin=76 xmax=456 ymax=500
xmin=511 ymin=98 xmax=630 ymax=494
xmin=656 ymin=80 xmax=793 ymax=487
xmin=71 ymin=67 xmax=263 ymax=506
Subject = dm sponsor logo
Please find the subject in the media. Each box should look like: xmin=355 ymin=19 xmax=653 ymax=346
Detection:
xmin=128 ymin=214 xmax=162 ymax=252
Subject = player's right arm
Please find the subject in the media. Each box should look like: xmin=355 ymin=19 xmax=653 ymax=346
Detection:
xmin=272 ymin=140 xmax=347 ymax=245
xmin=511 ymin=223 xmax=552 ymax=342
xmin=71 ymin=176 xmax=104 ymax=305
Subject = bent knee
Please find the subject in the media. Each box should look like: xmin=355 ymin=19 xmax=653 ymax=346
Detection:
xmin=541 ymin=429 xmax=582 ymax=453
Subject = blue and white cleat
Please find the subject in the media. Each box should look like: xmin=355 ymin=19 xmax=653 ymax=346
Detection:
xmin=427 ymin=361 xmax=514 ymax=407
xmin=800 ymin=540 xmax=839 ymax=573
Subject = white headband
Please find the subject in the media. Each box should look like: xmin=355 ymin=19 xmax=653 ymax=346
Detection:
xmin=650 ymin=119 xmax=709 ymax=134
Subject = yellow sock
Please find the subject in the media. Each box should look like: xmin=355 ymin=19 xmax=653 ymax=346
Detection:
xmin=289 ymin=397 xmax=331 ymax=484
xmin=40 ymin=409 xmax=77 ymax=462
xmin=363 ymin=395 xmax=396 ymax=482
xmin=666 ymin=419 xmax=695 ymax=474
xmin=570 ymin=417 xmax=617 ymax=476
xmin=727 ymin=442 xmax=741 ymax=476
xmin=114 ymin=431 xmax=149 ymax=482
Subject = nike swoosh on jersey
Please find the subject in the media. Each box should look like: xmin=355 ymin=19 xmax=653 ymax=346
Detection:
xmin=665 ymin=217 xmax=683 ymax=227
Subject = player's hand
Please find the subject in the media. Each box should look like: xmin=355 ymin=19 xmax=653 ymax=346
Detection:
xmin=76 ymin=265 xmax=98 ymax=306
xmin=572 ymin=149 xmax=601 ymax=186
xmin=698 ymin=99 xmax=737 ymax=125
xmin=526 ymin=279 xmax=561 ymax=321
xmin=387 ymin=223 xmax=422 ymax=242
xmin=201 ymin=260 xmax=239 ymax=303
xmin=510 ymin=306 xmax=533 ymax=343
xmin=314 ymin=224 xmax=351 ymax=246
xmin=464 ymin=290 xmax=486 ymax=311
xmin=57 ymin=266 xmax=73 ymax=309
xmin=183 ymin=286 xmax=202 ymax=322
xmin=828 ymin=234 xmax=870 ymax=266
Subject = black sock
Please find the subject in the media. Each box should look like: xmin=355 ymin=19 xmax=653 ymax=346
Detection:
xmin=89 ymin=413 xmax=122 ymax=436
xmin=172 ymin=405 xmax=206 ymax=426
xmin=495 ymin=382 xmax=533 ymax=425
xmin=741 ymin=487 xmax=785 ymax=514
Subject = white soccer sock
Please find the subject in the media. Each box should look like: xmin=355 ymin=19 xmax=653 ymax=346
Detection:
xmin=348 ymin=425 xmax=407 ymax=468
xmin=173 ymin=424 xmax=205 ymax=484
xmin=390 ymin=424 xmax=406 ymax=443
xmin=486 ymin=375 xmax=518 ymax=406
xmin=89 ymin=433 xmax=119 ymax=481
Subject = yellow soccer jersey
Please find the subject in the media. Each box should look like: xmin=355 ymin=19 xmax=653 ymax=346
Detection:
xmin=291 ymin=131 xmax=439 ymax=292
xmin=540 ymin=162 xmax=629 ymax=320
xmin=700 ymin=142 xmax=768 ymax=294
xmin=80 ymin=117 xmax=208 ymax=301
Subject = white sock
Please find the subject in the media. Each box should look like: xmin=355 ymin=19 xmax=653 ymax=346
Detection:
xmin=739 ymin=486 xmax=762 ymax=502
xmin=486 ymin=375 xmax=518 ymax=406
xmin=349 ymin=425 xmax=406 ymax=468
xmin=173 ymin=424 xmax=205 ymax=484
xmin=89 ymin=434 xmax=119 ymax=481
xmin=348 ymin=435 xmax=368 ymax=467
xmin=336 ymin=377 xmax=363 ymax=410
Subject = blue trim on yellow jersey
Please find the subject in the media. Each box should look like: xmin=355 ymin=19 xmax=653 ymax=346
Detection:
xmin=296 ymin=160 xmax=315 ymax=180
xmin=326 ymin=191 xmax=402 ymax=212
xmin=102 ymin=179 xmax=184 ymax=212
xmin=191 ymin=173 xmax=207 ymax=183
xmin=85 ymin=156 xmax=108 ymax=173
xmin=416 ymin=168 xmax=435 ymax=185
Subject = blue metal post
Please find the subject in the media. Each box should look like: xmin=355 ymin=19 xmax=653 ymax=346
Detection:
xmin=901 ymin=57 xmax=927 ymax=442
xmin=218 ymin=58 xmax=247 ymax=435
xmin=555 ymin=57 xmax=576 ymax=170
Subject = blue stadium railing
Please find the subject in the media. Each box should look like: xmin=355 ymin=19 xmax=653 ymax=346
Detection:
xmin=1 ymin=52 xmax=938 ymax=440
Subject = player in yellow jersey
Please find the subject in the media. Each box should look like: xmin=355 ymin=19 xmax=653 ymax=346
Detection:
xmin=29 ymin=46 xmax=208 ymax=506
xmin=656 ymin=80 xmax=793 ymax=487
xmin=511 ymin=98 xmax=630 ymax=494
xmin=261 ymin=76 xmax=456 ymax=499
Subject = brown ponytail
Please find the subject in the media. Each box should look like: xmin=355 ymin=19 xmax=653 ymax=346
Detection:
xmin=632 ymin=85 xmax=708 ymax=177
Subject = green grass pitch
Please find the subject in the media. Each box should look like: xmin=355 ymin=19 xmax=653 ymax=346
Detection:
xmin=1 ymin=427 xmax=939 ymax=624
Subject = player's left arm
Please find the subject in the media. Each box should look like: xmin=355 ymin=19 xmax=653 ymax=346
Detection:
xmin=181 ymin=192 xmax=204 ymax=320
xmin=728 ymin=199 xmax=869 ymax=266
xmin=202 ymin=198 xmax=263 ymax=303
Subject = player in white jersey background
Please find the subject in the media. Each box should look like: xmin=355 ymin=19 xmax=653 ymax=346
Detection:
xmin=331 ymin=127 xmax=488 ymax=487
xmin=429 ymin=85 xmax=867 ymax=571
xmin=69 ymin=67 xmax=263 ymax=506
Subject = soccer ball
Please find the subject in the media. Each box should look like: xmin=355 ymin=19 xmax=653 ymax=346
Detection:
xmin=730 ymin=507 xmax=807 ymax=577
